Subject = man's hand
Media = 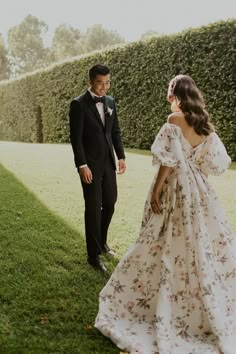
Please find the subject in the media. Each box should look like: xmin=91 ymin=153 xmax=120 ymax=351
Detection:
xmin=117 ymin=159 xmax=126 ymax=174
xmin=79 ymin=166 xmax=93 ymax=184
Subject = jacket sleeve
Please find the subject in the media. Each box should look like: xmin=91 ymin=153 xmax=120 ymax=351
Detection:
xmin=69 ymin=99 xmax=87 ymax=168
xmin=111 ymin=100 xmax=126 ymax=160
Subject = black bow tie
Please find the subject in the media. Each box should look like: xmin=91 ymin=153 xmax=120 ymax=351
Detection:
xmin=94 ymin=96 xmax=105 ymax=104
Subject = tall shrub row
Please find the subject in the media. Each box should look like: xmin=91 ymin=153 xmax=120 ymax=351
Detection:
xmin=0 ymin=19 xmax=235 ymax=159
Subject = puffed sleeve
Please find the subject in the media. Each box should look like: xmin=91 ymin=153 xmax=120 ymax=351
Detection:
xmin=151 ymin=123 xmax=182 ymax=167
xmin=195 ymin=132 xmax=231 ymax=175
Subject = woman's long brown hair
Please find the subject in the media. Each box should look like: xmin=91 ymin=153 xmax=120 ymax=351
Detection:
xmin=171 ymin=75 xmax=214 ymax=136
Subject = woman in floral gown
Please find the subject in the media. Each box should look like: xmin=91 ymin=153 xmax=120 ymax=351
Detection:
xmin=95 ymin=75 xmax=236 ymax=354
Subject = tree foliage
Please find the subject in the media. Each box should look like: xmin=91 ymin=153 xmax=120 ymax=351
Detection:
xmin=51 ymin=24 xmax=82 ymax=61
xmin=2 ymin=17 xmax=125 ymax=78
xmin=51 ymin=24 xmax=125 ymax=60
xmin=7 ymin=15 xmax=51 ymax=76
xmin=79 ymin=24 xmax=124 ymax=53
xmin=0 ymin=34 xmax=10 ymax=80
xmin=140 ymin=30 xmax=161 ymax=41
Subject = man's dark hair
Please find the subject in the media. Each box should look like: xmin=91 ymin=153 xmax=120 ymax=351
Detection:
xmin=89 ymin=64 xmax=110 ymax=81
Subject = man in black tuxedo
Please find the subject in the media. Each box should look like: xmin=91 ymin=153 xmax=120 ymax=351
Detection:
xmin=69 ymin=64 xmax=126 ymax=272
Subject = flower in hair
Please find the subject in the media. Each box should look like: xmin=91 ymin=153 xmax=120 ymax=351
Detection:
xmin=167 ymin=79 xmax=177 ymax=102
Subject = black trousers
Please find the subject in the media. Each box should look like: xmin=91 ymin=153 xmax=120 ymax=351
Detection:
xmin=81 ymin=157 xmax=117 ymax=258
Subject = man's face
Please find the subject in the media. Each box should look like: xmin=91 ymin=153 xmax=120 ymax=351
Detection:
xmin=90 ymin=74 xmax=111 ymax=96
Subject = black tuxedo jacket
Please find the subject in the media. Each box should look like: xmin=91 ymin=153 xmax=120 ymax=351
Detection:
xmin=69 ymin=90 xmax=125 ymax=170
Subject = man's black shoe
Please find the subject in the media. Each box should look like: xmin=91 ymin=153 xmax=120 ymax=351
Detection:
xmin=101 ymin=244 xmax=116 ymax=257
xmin=87 ymin=256 xmax=107 ymax=272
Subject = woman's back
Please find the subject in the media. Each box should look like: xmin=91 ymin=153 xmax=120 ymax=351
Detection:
xmin=167 ymin=112 xmax=207 ymax=148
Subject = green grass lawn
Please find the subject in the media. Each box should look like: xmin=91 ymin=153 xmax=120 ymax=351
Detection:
xmin=0 ymin=164 xmax=120 ymax=354
xmin=0 ymin=142 xmax=235 ymax=353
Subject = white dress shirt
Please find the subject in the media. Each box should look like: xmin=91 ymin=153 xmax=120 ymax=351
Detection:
xmin=88 ymin=88 xmax=105 ymax=125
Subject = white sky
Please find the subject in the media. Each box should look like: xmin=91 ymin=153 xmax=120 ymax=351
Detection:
xmin=0 ymin=0 xmax=235 ymax=42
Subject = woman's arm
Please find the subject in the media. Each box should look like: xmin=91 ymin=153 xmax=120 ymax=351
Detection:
xmin=151 ymin=165 xmax=172 ymax=214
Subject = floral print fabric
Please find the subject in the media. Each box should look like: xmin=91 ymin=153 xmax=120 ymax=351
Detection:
xmin=95 ymin=123 xmax=236 ymax=354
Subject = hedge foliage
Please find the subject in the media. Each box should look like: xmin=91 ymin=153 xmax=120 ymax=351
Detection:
xmin=0 ymin=19 xmax=235 ymax=159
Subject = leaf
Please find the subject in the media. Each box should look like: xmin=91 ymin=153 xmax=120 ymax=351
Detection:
xmin=40 ymin=315 xmax=48 ymax=325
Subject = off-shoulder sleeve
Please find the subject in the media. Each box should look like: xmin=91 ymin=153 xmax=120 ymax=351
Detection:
xmin=151 ymin=123 xmax=182 ymax=167
xmin=196 ymin=132 xmax=231 ymax=175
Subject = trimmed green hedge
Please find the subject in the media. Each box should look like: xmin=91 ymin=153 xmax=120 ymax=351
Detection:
xmin=0 ymin=19 xmax=235 ymax=159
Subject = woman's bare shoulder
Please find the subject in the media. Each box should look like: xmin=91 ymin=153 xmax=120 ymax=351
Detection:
xmin=167 ymin=112 xmax=185 ymax=127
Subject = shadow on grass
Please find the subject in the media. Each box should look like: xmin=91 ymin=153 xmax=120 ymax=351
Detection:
xmin=0 ymin=164 xmax=119 ymax=354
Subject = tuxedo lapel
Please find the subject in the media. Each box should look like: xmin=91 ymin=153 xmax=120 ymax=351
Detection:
xmin=84 ymin=91 xmax=104 ymax=128
xmin=104 ymin=96 xmax=108 ymax=113
xmin=104 ymin=96 xmax=109 ymax=130
xmin=104 ymin=96 xmax=114 ymax=131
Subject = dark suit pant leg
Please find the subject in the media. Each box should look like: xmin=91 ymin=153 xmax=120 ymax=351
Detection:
xmin=101 ymin=161 xmax=117 ymax=247
xmin=81 ymin=176 xmax=103 ymax=258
